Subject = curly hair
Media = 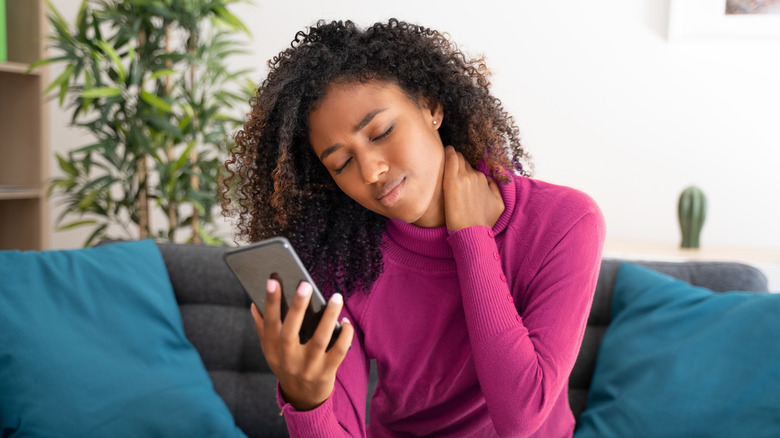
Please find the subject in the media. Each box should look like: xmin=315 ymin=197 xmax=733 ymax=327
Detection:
xmin=221 ymin=18 xmax=531 ymax=298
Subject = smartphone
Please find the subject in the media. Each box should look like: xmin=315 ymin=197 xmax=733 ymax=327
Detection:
xmin=224 ymin=236 xmax=341 ymax=350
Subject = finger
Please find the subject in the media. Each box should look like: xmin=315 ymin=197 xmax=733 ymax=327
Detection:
xmin=251 ymin=303 xmax=265 ymax=340
xmin=443 ymin=146 xmax=460 ymax=182
xmin=308 ymin=293 xmax=345 ymax=353
xmin=279 ymin=281 xmax=313 ymax=345
xmin=323 ymin=317 xmax=355 ymax=371
xmin=456 ymin=149 xmax=468 ymax=171
xmin=263 ymin=278 xmax=282 ymax=335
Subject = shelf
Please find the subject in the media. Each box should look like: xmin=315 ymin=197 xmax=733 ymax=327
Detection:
xmin=0 ymin=62 xmax=40 ymax=75
xmin=0 ymin=197 xmax=45 ymax=250
xmin=0 ymin=186 xmax=44 ymax=200
xmin=0 ymin=0 xmax=49 ymax=251
xmin=0 ymin=70 xmax=43 ymax=187
xmin=604 ymin=238 xmax=780 ymax=265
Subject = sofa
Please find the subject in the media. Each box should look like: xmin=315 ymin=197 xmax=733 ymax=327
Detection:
xmin=157 ymin=243 xmax=774 ymax=437
xmin=1 ymin=241 xmax=775 ymax=437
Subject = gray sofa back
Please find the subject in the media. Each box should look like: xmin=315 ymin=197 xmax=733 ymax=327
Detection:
xmin=156 ymin=243 xmax=769 ymax=437
xmin=157 ymin=244 xmax=288 ymax=435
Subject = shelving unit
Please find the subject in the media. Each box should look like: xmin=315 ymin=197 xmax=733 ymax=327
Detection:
xmin=603 ymin=238 xmax=780 ymax=291
xmin=0 ymin=0 xmax=49 ymax=250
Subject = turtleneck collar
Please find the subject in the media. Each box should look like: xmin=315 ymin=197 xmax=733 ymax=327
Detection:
xmin=382 ymin=176 xmax=517 ymax=271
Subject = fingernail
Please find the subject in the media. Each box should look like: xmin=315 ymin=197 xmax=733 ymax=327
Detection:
xmin=297 ymin=282 xmax=312 ymax=297
xmin=330 ymin=293 xmax=343 ymax=304
xmin=267 ymin=279 xmax=276 ymax=293
xmin=341 ymin=317 xmax=350 ymax=324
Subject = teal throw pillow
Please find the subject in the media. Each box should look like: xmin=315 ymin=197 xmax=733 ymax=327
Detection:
xmin=0 ymin=240 xmax=246 ymax=438
xmin=575 ymin=263 xmax=780 ymax=438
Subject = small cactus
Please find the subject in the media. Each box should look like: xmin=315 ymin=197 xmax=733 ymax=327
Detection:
xmin=678 ymin=186 xmax=706 ymax=249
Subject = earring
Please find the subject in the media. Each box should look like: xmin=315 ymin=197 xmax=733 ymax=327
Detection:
xmin=433 ymin=120 xmax=438 ymax=125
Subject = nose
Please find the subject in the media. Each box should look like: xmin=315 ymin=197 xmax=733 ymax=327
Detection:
xmin=359 ymin=150 xmax=389 ymax=184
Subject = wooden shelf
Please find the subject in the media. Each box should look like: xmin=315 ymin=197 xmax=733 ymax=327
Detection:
xmin=0 ymin=61 xmax=40 ymax=75
xmin=0 ymin=0 xmax=49 ymax=250
xmin=604 ymin=238 xmax=780 ymax=265
xmin=0 ymin=186 xmax=44 ymax=200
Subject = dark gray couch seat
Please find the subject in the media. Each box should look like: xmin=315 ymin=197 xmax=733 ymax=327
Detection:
xmin=157 ymin=243 xmax=769 ymax=438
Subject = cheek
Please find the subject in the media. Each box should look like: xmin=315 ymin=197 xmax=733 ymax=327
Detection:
xmin=404 ymin=129 xmax=443 ymax=167
xmin=333 ymin=176 xmax=373 ymax=207
xmin=419 ymin=140 xmax=445 ymax=175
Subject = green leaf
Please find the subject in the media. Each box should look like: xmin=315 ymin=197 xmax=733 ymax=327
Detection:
xmin=75 ymin=0 xmax=89 ymax=41
xmin=56 ymin=153 xmax=80 ymax=177
xmin=96 ymin=40 xmax=126 ymax=83
xmin=81 ymin=87 xmax=122 ymax=98
xmin=174 ymin=142 xmax=196 ymax=172
xmin=44 ymin=64 xmax=75 ymax=106
xmin=82 ymin=68 xmax=94 ymax=113
xmin=27 ymin=55 xmax=70 ymax=72
xmin=56 ymin=219 xmax=97 ymax=231
xmin=140 ymin=90 xmax=172 ymax=112
xmin=144 ymin=114 xmax=182 ymax=138
xmin=212 ymin=5 xmax=250 ymax=35
xmin=44 ymin=0 xmax=75 ymax=45
xmin=195 ymin=224 xmax=223 ymax=246
xmin=149 ymin=68 xmax=177 ymax=80
xmin=84 ymin=224 xmax=109 ymax=248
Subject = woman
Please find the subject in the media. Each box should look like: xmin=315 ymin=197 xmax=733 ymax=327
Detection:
xmin=222 ymin=18 xmax=605 ymax=437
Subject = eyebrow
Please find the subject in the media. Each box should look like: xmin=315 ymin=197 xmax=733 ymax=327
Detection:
xmin=318 ymin=108 xmax=387 ymax=162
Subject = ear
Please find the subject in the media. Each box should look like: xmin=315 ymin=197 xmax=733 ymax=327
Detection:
xmin=421 ymin=97 xmax=444 ymax=130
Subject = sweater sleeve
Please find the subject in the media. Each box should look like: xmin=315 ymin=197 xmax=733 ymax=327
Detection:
xmin=447 ymin=197 xmax=605 ymax=437
xmin=274 ymin=305 xmax=370 ymax=437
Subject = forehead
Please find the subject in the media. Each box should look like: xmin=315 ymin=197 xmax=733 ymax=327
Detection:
xmin=308 ymin=80 xmax=418 ymax=153
xmin=311 ymin=81 xmax=414 ymax=127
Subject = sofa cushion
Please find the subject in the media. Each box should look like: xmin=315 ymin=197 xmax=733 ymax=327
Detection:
xmin=568 ymin=259 xmax=769 ymax=423
xmin=575 ymin=263 xmax=780 ymax=438
xmin=0 ymin=240 xmax=246 ymax=437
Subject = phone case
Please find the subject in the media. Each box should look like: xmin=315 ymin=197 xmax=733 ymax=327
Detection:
xmin=224 ymin=237 xmax=341 ymax=349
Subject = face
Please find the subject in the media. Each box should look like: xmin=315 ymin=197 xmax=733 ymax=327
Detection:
xmin=309 ymin=81 xmax=446 ymax=228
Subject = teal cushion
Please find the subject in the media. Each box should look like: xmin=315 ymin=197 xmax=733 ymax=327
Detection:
xmin=576 ymin=263 xmax=780 ymax=438
xmin=0 ymin=240 xmax=246 ymax=438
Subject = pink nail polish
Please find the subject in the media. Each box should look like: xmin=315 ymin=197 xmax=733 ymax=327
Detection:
xmin=297 ymin=282 xmax=312 ymax=297
xmin=331 ymin=293 xmax=343 ymax=304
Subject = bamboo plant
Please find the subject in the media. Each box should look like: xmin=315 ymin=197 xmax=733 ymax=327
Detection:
xmin=35 ymin=0 xmax=253 ymax=245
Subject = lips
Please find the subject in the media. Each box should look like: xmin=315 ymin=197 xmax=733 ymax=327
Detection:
xmin=376 ymin=177 xmax=405 ymax=207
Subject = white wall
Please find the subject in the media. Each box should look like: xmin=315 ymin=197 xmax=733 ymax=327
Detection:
xmin=48 ymin=0 xmax=780 ymax=257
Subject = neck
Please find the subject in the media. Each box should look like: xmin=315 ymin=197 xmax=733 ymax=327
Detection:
xmin=382 ymin=175 xmax=517 ymax=270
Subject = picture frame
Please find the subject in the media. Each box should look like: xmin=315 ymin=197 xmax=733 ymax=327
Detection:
xmin=668 ymin=0 xmax=780 ymax=41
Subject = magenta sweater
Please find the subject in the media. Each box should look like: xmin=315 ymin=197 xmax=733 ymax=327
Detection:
xmin=276 ymin=176 xmax=606 ymax=437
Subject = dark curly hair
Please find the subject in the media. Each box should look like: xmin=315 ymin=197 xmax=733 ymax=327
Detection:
xmin=221 ymin=18 xmax=531 ymax=298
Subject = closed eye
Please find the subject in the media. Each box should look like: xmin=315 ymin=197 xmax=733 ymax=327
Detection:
xmin=334 ymin=157 xmax=352 ymax=175
xmin=334 ymin=123 xmax=393 ymax=175
xmin=372 ymin=124 xmax=394 ymax=142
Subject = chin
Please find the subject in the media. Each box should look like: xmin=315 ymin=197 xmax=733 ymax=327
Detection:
xmin=388 ymin=206 xmax=425 ymax=225
xmin=396 ymin=212 xmax=423 ymax=225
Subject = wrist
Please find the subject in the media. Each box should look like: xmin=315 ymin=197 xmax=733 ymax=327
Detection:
xmin=279 ymin=384 xmax=330 ymax=412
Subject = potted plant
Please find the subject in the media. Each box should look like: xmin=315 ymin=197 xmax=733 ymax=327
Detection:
xmin=35 ymin=0 xmax=253 ymax=245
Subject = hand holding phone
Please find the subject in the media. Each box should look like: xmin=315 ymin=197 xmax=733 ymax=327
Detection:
xmin=224 ymin=236 xmax=341 ymax=349
xmin=225 ymin=237 xmax=353 ymax=411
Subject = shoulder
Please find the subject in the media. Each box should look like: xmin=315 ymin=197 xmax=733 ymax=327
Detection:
xmin=512 ymin=176 xmax=603 ymax=226
xmin=500 ymin=176 xmax=605 ymax=257
xmin=501 ymin=177 xmax=606 ymax=279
